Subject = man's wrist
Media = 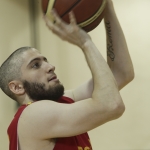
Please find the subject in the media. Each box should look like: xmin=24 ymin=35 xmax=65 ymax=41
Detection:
xmin=81 ymin=40 xmax=93 ymax=51
xmin=104 ymin=0 xmax=115 ymax=18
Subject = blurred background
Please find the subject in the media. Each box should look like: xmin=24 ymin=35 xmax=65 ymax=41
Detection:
xmin=0 ymin=0 xmax=150 ymax=149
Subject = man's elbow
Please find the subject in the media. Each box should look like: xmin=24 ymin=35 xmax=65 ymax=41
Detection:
xmin=119 ymin=69 xmax=135 ymax=89
xmin=113 ymin=100 xmax=125 ymax=120
xmin=127 ymin=69 xmax=135 ymax=83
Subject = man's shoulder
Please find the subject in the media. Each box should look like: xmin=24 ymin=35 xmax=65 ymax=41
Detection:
xmin=18 ymin=100 xmax=58 ymax=135
xmin=19 ymin=100 xmax=55 ymax=120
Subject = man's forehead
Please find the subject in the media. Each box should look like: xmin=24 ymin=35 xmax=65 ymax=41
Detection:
xmin=22 ymin=49 xmax=43 ymax=65
xmin=24 ymin=48 xmax=40 ymax=54
xmin=23 ymin=48 xmax=41 ymax=58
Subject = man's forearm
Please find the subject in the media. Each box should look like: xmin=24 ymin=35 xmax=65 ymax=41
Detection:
xmin=104 ymin=1 xmax=134 ymax=90
xmin=81 ymin=40 xmax=123 ymax=111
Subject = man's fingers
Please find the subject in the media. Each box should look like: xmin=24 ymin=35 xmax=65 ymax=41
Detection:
xmin=69 ymin=11 xmax=77 ymax=25
xmin=69 ymin=11 xmax=79 ymax=32
xmin=43 ymin=9 xmax=81 ymax=43
xmin=51 ymin=9 xmax=66 ymax=28
xmin=52 ymin=10 xmax=79 ymax=32
xmin=43 ymin=15 xmax=54 ymax=30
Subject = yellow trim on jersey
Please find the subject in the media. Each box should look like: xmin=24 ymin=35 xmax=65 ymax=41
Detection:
xmin=27 ymin=102 xmax=33 ymax=105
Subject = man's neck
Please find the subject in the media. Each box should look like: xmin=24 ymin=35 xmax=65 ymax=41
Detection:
xmin=17 ymin=95 xmax=34 ymax=105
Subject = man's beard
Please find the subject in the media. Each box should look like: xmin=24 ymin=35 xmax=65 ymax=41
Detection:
xmin=23 ymin=80 xmax=64 ymax=101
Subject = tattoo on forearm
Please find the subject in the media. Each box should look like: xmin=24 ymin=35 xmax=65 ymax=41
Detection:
xmin=105 ymin=21 xmax=115 ymax=61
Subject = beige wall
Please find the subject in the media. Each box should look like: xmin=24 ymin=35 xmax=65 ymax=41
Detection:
xmin=1 ymin=0 xmax=150 ymax=149
xmin=0 ymin=0 xmax=31 ymax=149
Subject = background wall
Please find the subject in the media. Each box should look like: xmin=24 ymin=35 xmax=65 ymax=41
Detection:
xmin=0 ymin=0 xmax=150 ymax=149
xmin=0 ymin=0 xmax=32 ymax=149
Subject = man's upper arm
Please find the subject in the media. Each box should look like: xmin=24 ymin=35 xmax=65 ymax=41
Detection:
xmin=20 ymin=99 xmax=114 ymax=139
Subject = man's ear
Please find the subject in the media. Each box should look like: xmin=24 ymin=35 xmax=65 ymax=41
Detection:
xmin=8 ymin=81 xmax=25 ymax=95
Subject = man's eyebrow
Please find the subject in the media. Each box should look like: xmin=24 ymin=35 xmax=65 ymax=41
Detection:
xmin=27 ymin=56 xmax=47 ymax=67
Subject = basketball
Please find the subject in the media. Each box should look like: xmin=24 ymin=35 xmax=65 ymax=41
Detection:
xmin=42 ymin=0 xmax=107 ymax=32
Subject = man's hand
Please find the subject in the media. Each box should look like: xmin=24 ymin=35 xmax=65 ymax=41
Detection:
xmin=44 ymin=10 xmax=91 ymax=49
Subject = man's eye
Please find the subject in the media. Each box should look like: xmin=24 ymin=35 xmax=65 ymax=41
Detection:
xmin=44 ymin=58 xmax=48 ymax=62
xmin=32 ymin=62 xmax=40 ymax=68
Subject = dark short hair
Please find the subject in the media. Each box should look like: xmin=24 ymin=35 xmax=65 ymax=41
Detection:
xmin=0 ymin=46 xmax=32 ymax=100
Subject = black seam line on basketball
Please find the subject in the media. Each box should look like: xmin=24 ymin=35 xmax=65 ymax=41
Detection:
xmin=78 ymin=0 xmax=107 ymax=27
xmin=60 ymin=0 xmax=81 ymax=19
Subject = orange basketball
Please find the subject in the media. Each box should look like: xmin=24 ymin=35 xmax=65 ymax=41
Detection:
xmin=42 ymin=0 xmax=107 ymax=32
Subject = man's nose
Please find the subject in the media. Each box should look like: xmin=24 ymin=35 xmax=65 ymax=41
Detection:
xmin=47 ymin=64 xmax=55 ymax=73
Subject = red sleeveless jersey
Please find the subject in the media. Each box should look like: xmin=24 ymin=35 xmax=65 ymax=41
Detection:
xmin=7 ymin=96 xmax=92 ymax=150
